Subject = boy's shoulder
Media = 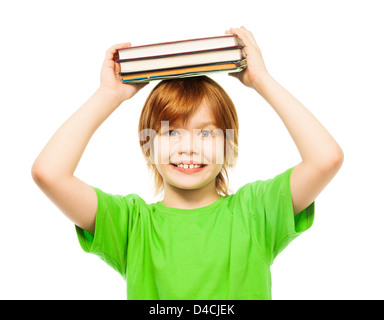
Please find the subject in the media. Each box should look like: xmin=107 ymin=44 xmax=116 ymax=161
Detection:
xmin=232 ymin=167 xmax=295 ymax=199
xmin=92 ymin=186 xmax=149 ymax=209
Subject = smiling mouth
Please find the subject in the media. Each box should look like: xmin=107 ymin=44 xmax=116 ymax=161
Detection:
xmin=171 ymin=163 xmax=207 ymax=169
xmin=170 ymin=163 xmax=207 ymax=173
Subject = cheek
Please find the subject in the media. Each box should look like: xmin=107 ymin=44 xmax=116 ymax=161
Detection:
xmin=202 ymin=137 xmax=225 ymax=164
xmin=153 ymin=136 xmax=173 ymax=164
xmin=155 ymin=163 xmax=169 ymax=178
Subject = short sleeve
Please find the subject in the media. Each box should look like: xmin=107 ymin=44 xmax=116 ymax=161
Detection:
xmin=238 ymin=167 xmax=315 ymax=265
xmin=75 ymin=187 xmax=139 ymax=279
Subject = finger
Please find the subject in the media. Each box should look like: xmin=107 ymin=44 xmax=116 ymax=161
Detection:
xmin=125 ymin=81 xmax=150 ymax=92
xmin=228 ymin=72 xmax=239 ymax=79
xmin=231 ymin=27 xmax=255 ymax=45
xmin=229 ymin=27 xmax=258 ymax=47
xmin=105 ymin=42 xmax=132 ymax=61
xmin=136 ymin=81 xmax=150 ymax=89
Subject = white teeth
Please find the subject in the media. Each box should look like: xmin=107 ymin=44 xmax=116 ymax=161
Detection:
xmin=177 ymin=164 xmax=204 ymax=169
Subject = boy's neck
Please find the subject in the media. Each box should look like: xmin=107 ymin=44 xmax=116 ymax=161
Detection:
xmin=161 ymin=181 xmax=221 ymax=210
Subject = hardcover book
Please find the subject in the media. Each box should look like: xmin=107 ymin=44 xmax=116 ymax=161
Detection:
xmin=117 ymin=35 xmax=243 ymax=60
xmin=121 ymin=59 xmax=247 ymax=83
xmin=116 ymin=35 xmax=247 ymax=82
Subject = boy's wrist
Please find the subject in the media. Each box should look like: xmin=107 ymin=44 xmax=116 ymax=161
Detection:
xmin=250 ymin=72 xmax=274 ymax=95
xmin=251 ymin=72 xmax=271 ymax=91
xmin=96 ymin=86 xmax=125 ymax=107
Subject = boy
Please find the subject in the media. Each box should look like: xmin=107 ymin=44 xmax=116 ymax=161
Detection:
xmin=31 ymin=27 xmax=343 ymax=299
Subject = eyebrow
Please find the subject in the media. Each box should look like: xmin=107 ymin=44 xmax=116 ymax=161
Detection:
xmin=194 ymin=121 xmax=216 ymax=127
xmin=164 ymin=120 xmax=217 ymax=130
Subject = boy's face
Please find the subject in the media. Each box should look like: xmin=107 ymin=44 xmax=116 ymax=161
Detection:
xmin=153 ymin=100 xmax=225 ymax=191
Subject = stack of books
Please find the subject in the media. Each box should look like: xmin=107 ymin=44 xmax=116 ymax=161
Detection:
xmin=117 ymin=35 xmax=247 ymax=83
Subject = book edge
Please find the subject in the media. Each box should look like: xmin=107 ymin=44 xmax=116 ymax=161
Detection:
xmin=119 ymin=59 xmax=247 ymax=75
xmin=117 ymin=46 xmax=244 ymax=63
xmin=117 ymin=34 xmax=238 ymax=53
xmin=121 ymin=65 xmax=247 ymax=83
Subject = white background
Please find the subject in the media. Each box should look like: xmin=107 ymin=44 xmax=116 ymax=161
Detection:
xmin=1 ymin=0 xmax=383 ymax=299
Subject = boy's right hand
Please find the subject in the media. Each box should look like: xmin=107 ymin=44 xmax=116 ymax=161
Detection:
xmin=99 ymin=43 xmax=148 ymax=102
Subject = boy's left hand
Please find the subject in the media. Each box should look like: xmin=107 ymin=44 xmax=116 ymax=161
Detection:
xmin=225 ymin=27 xmax=270 ymax=91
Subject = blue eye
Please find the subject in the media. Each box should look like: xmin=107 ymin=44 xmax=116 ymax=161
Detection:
xmin=199 ymin=130 xmax=213 ymax=138
xmin=165 ymin=130 xmax=179 ymax=136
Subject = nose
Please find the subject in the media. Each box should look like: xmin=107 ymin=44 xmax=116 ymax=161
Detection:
xmin=176 ymin=130 xmax=200 ymax=156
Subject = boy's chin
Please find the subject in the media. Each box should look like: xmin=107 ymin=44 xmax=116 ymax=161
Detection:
xmin=165 ymin=177 xmax=212 ymax=191
xmin=167 ymin=180 xmax=206 ymax=190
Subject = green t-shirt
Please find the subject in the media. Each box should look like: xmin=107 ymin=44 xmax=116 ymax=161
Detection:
xmin=76 ymin=167 xmax=314 ymax=300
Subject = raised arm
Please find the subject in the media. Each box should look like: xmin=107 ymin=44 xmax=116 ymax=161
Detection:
xmin=31 ymin=43 xmax=148 ymax=233
xmin=227 ymin=27 xmax=344 ymax=214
